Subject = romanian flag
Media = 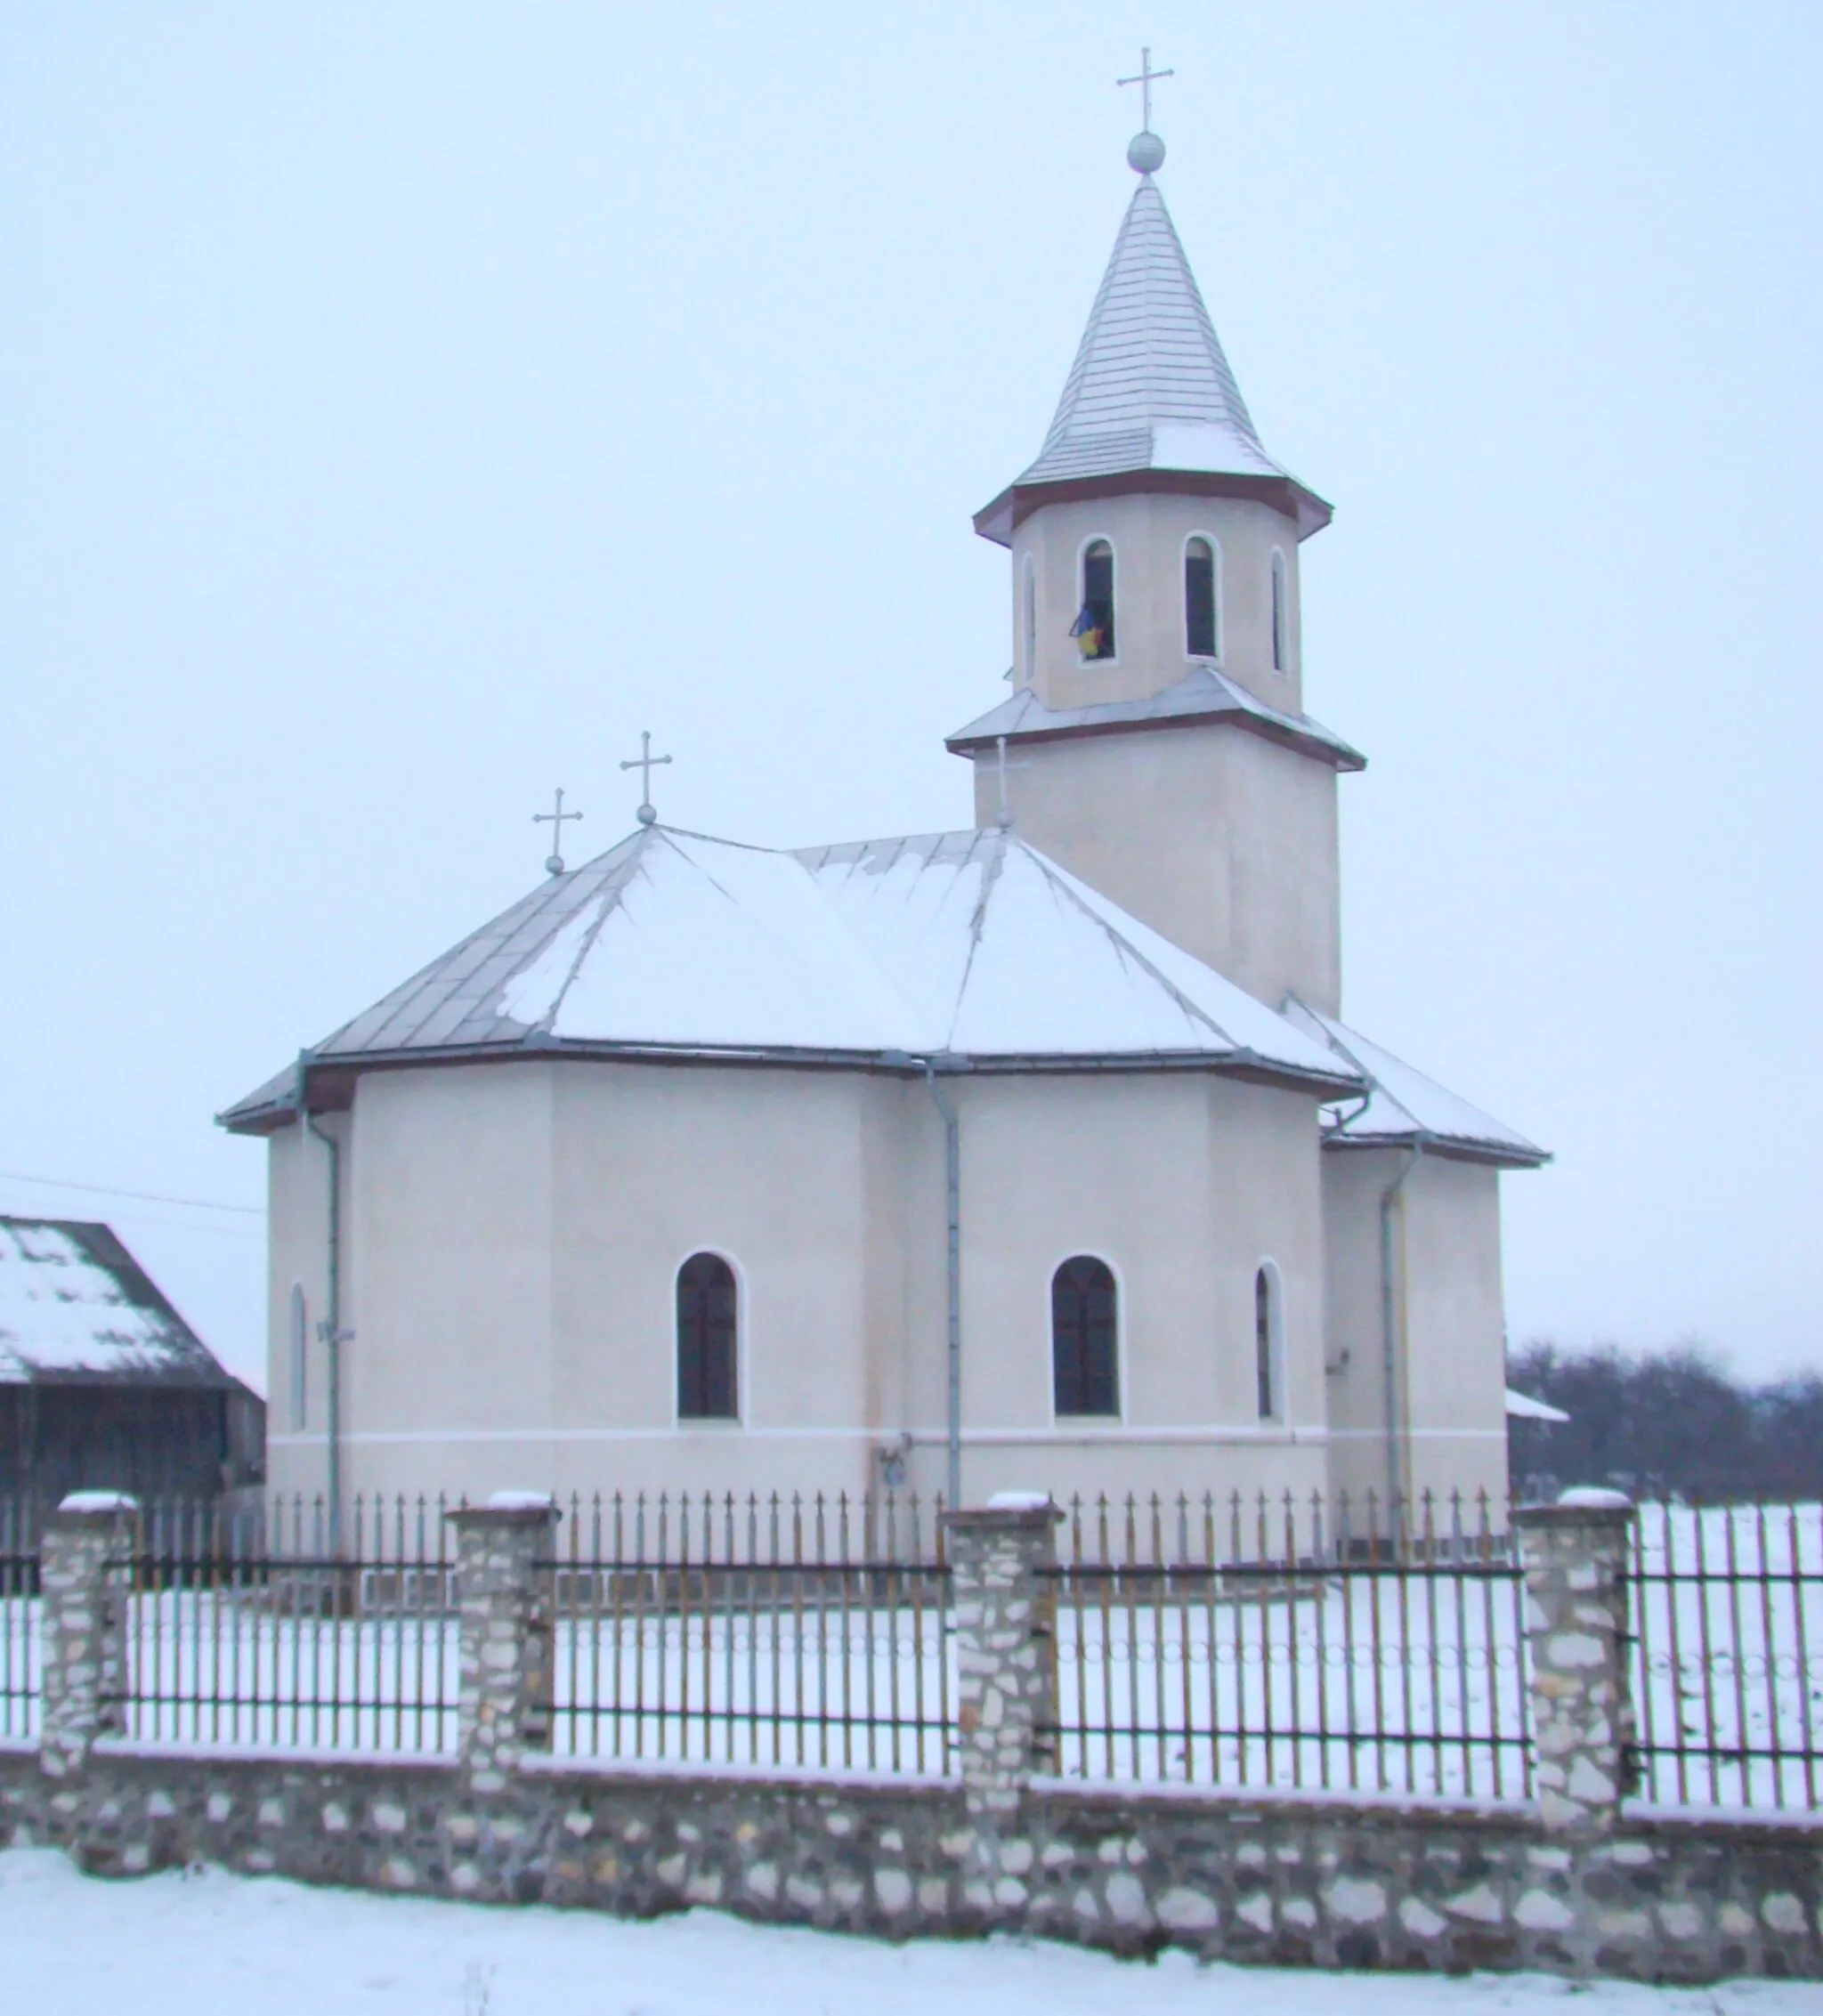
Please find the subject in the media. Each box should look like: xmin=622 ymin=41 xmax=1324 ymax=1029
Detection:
xmin=1070 ymin=606 xmax=1106 ymax=659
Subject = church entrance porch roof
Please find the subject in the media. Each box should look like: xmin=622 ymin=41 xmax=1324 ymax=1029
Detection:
xmin=1284 ymin=999 xmax=1549 ymax=1170
xmin=218 ymin=825 xmax=1361 ymax=1134
xmin=944 ymin=664 xmax=1365 ymax=772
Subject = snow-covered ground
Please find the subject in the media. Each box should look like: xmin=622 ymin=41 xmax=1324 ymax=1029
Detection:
xmin=0 ymin=1848 xmax=1811 ymax=2016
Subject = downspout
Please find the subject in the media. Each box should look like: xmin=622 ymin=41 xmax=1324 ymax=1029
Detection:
xmin=1379 ymin=1142 xmax=1424 ymax=1521
xmin=921 ymin=1063 xmax=963 ymax=1513
xmin=300 ymin=1054 xmax=346 ymax=1559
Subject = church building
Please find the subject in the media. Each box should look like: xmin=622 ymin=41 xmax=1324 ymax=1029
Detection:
xmin=223 ymin=112 xmax=1545 ymax=1526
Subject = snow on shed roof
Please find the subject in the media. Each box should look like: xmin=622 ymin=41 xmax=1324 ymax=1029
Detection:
xmin=975 ymin=178 xmax=1330 ymax=543
xmin=1505 ymin=1388 xmax=1571 ymax=1424
xmin=0 ymin=1219 xmax=235 ymax=1386
xmin=1282 ymin=1000 xmax=1549 ymax=1169
xmin=221 ymin=825 xmax=1358 ymax=1130
xmin=945 ymin=665 xmax=1365 ymax=773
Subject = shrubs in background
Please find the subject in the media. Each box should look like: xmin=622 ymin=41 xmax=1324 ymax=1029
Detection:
xmin=1507 ymin=1341 xmax=1823 ymax=1503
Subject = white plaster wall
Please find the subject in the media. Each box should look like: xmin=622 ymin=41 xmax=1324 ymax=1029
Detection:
xmin=944 ymin=1072 xmax=1331 ymax=1507
xmin=1009 ymin=491 xmax=1302 ymax=714
xmin=1319 ymin=1148 xmax=1511 ymax=1522
xmin=263 ymin=1116 xmax=336 ymax=1502
xmin=973 ymin=721 xmax=1342 ymax=1014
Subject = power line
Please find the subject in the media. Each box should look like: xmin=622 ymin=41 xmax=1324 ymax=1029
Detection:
xmin=0 ymin=1170 xmax=263 ymax=1218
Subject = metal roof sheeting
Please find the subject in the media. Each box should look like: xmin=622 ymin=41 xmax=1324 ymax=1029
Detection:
xmin=1284 ymin=1000 xmax=1549 ymax=1168
xmin=944 ymin=665 xmax=1365 ymax=772
xmin=986 ymin=178 xmax=1330 ymax=538
xmin=221 ymin=825 xmax=1361 ymax=1129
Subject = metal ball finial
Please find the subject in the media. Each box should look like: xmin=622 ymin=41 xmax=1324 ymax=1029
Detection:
xmin=636 ymin=803 xmax=658 ymax=826
xmin=1127 ymin=129 xmax=1165 ymax=175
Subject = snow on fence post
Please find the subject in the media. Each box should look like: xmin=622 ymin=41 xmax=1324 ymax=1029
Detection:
xmin=1515 ymin=1489 xmax=1638 ymax=1834
xmin=944 ymin=1494 xmax=1063 ymax=1843
xmin=38 ymin=1491 xmax=138 ymax=1776
xmin=446 ymin=1494 xmax=560 ymax=1790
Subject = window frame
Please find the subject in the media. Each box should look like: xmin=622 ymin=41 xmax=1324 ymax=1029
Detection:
xmin=1269 ymin=547 xmax=1291 ymax=674
xmin=1019 ymin=551 xmax=1037 ymax=684
xmin=1049 ymin=1252 xmax=1124 ymax=1421
xmin=1183 ymin=531 xmax=1222 ymax=662
xmin=1074 ymin=536 xmax=1119 ymax=663
xmin=1253 ymin=1259 xmax=1286 ymax=1424
xmin=287 ymin=1282 xmax=308 ymax=1433
xmin=674 ymin=1249 xmax=743 ymax=1428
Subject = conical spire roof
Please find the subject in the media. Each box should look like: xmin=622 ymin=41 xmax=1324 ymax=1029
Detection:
xmin=975 ymin=163 xmax=1329 ymax=543
xmin=1021 ymin=178 xmax=1277 ymax=486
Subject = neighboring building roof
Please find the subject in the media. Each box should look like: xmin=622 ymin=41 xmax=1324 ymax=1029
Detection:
xmin=975 ymin=176 xmax=1331 ymax=545
xmin=1283 ymin=1000 xmax=1549 ymax=1169
xmin=945 ymin=664 xmax=1365 ymax=773
xmin=1505 ymin=1388 xmax=1571 ymax=1424
xmin=0 ymin=1218 xmax=239 ymax=1387
xmin=220 ymin=825 xmax=1362 ymax=1132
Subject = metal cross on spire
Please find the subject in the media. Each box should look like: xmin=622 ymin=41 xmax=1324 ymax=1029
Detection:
xmin=619 ymin=730 xmax=674 ymax=827
xmin=1117 ymin=46 xmax=1174 ymax=133
xmin=532 ymin=786 xmax=583 ymax=876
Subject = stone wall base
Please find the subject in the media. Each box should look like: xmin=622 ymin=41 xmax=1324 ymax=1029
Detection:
xmin=1 ymin=1745 xmax=1818 ymax=1983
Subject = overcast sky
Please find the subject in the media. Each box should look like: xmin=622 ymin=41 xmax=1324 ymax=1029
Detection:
xmin=2 ymin=4 xmax=1819 ymax=1392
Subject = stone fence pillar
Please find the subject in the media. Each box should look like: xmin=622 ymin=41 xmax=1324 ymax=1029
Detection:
xmin=1515 ymin=1489 xmax=1638 ymax=1835
xmin=446 ymin=1494 xmax=560 ymax=1791
xmin=38 ymin=1491 xmax=138 ymax=1777
xmin=944 ymin=1494 xmax=1062 ymax=1827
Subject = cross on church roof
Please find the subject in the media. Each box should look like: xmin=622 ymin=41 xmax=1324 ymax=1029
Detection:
xmin=619 ymin=731 xmax=674 ymax=827
xmin=1117 ymin=47 xmax=1173 ymax=134
xmin=532 ymin=786 xmax=583 ymax=876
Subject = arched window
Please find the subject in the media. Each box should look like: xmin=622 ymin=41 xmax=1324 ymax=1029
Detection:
xmin=1185 ymin=536 xmax=1219 ymax=659
xmin=1052 ymin=1257 xmax=1119 ymax=1417
xmin=1071 ymin=540 xmax=1115 ymax=660
xmin=288 ymin=1283 xmax=308 ymax=1432
xmin=1020 ymin=553 xmax=1037 ymax=681
xmin=677 ymin=1252 xmax=738 ymax=1421
xmin=1254 ymin=1262 xmax=1284 ymax=1421
xmin=1269 ymin=550 xmax=1289 ymax=673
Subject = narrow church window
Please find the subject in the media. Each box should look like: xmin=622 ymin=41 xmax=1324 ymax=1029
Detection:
xmin=1255 ymin=1263 xmax=1284 ymax=1421
xmin=1270 ymin=550 xmax=1289 ymax=672
xmin=1021 ymin=553 xmax=1037 ymax=681
xmin=1071 ymin=541 xmax=1116 ymax=660
xmin=1052 ymin=1256 xmax=1119 ymax=1416
xmin=677 ymin=1252 xmax=739 ymax=1421
xmin=288 ymin=1283 xmax=308 ymax=1432
xmin=1185 ymin=537 xmax=1218 ymax=658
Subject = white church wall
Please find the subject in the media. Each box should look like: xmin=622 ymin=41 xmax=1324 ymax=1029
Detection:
xmin=942 ymin=1071 xmax=1330 ymax=1507
xmin=1010 ymin=491 xmax=1302 ymax=714
xmin=1319 ymin=1148 xmax=1511 ymax=1519
xmin=347 ymin=1061 xmax=560 ymax=1500
xmin=976 ymin=720 xmax=1341 ymax=1015
xmin=263 ymin=1113 xmax=336 ymax=1502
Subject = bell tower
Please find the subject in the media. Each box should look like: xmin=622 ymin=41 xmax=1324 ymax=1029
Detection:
xmin=948 ymin=109 xmax=1363 ymax=1016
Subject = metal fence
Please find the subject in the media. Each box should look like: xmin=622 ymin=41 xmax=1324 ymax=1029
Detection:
xmin=546 ymin=1491 xmax=952 ymax=1775
xmin=1 ymin=1497 xmax=34 ymax=1741
xmin=114 ymin=1495 xmax=459 ymax=1753
xmin=1627 ymin=1501 xmax=1823 ymax=1812
xmin=1041 ymin=1490 xmax=1532 ymax=1799
xmin=3 ymin=1489 xmax=1821 ymax=1816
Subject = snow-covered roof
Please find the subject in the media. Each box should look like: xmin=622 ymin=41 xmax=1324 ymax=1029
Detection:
xmin=1283 ymin=1000 xmax=1549 ymax=1169
xmin=975 ymin=177 xmax=1330 ymax=544
xmin=221 ymin=825 xmax=1361 ymax=1131
xmin=945 ymin=665 xmax=1365 ymax=773
xmin=0 ymin=1219 xmax=235 ymax=1386
xmin=1505 ymin=1388 xmax=1570 ymax=1424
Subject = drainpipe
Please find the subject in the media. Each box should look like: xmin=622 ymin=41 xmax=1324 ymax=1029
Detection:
xmin=920 ymin=1063 xmax=963 ymax=1513
xmin=300 ymin=1055 xmax=346 ymax=1559
xmin=1379 ymin=1143 xmax=1423 ymax=1521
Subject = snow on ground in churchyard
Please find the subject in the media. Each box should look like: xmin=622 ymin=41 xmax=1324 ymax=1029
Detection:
xmin=0 ymin=1849 xmax=1812 ymax=2016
